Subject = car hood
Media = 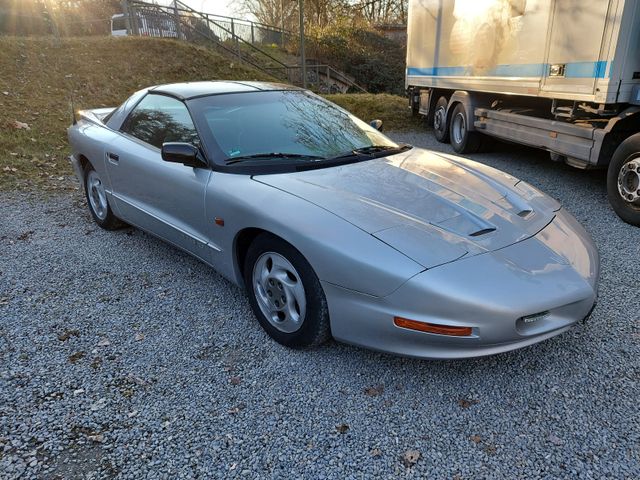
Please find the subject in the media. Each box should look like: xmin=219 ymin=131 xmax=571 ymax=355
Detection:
xmin=253 ymin=148 xmax=561 ymax=269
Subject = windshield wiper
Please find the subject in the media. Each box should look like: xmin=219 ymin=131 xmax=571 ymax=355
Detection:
xmin=225 ymin=152 xmax=324 ymax=165
xmin=328 ymin=144 xmax=412 ymax=161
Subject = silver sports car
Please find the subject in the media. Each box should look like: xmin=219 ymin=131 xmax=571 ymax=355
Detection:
xmin=67 ymin=81 xmax=599 ymax=359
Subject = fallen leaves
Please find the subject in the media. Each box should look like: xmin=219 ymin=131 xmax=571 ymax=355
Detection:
xmin=68 ymin=351 xmax=85 ymax=363
xmin=57 ymin=329 xmax=79 ymax=341
xmin=401 ymin=449 xmax=420 ymax=467
xmin=12 ymin=120 xmax=30 ymax=130
xmin=96 ymin=337 xmax=111 ymax=347
xmin=227 ymin=403 xmax=246 ymax=415
xmin=364 ymin=384 xmax=384 ymax=397
xmin=134 ymin=332 xmax=144 ymax=342
xmin=229 ymin=376 xmax=242 ymax=385
xmin=90 ymin=356 xmax=102 ymax=369
xmin=469 ymin=434 xmax=497 ymax=455
xmin=17 ymin=230 xmax=34 ymax=241
xmin=86 ymin=433 xmax=104 ymax=443
xmin=458 ymin=398 xmax=479 ymax=409
xmin=484 ymin=444 xmax=497 ymax=455
xmin=335 ymin=423 xmax=349 ymax=434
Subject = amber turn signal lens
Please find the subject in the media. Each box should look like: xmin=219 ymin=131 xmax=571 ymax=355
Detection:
xmin=393 ymin=317 xmax=472 ymax=336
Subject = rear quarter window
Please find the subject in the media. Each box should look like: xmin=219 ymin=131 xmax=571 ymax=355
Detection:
xmin=120 ymin=93 xmax=199 ymax=149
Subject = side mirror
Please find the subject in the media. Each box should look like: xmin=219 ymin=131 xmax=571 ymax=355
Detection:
xmin=161 ymin=142 xmax=206 ymax=168
xmin=370 ymin=119 xmax=383 ymax=132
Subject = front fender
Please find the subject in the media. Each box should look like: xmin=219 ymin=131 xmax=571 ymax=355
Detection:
xmin=208 ymin=174 xmax=424 ymax=297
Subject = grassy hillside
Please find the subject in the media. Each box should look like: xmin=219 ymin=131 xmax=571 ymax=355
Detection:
xmin=0 ymin=36 xmax=273 ymax=190
xmin=0 ymin=36 xmax=416 ymax=191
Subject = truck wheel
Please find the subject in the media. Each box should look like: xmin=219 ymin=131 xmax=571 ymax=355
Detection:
xmin=449 ymin=103 xmax=482 ymax=154
xmin=607 ymin=134 xmax=640 ymax=226
xmin=433 ymin=96 xmax=450 ymax=143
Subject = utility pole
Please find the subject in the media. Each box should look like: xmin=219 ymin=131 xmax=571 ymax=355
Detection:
xmin=44 ymin=0 xmax=59 ymax=37
xmin=298 ymin=0 xmax=306 ymax=88
xmin=121 ymin=0 xmax=132 ymax=34
xmin=280 ymin=0 xmax=285 ymax=47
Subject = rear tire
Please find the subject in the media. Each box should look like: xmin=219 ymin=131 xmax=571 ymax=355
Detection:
xmin=607 ymin=134 xmax=640 ymax=226
xmin=84 ymin=164 xmax=123 ymax=230
xmin=449 ymin=103 xmax=483 ymax=154
xmin=433 ymin=96 xmax=450 ymax=143
xmin=244 ymin=233 xmax=331 ymax=348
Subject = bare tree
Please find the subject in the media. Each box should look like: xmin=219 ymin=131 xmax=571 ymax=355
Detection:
xmin=356 ymin=0 xmax=407 ymax=25
xmin=236 ymin=0 xmax=375 ymax=31
xmin=234 ymin=0 xmax=298 ymax=30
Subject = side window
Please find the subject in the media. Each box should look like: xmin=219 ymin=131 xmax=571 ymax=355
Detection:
xmin=121 ymin=94 xmax=199 ymax=149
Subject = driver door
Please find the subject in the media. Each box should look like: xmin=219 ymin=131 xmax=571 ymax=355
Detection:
xmin=105 ymin=93 xmax=215 ymax=261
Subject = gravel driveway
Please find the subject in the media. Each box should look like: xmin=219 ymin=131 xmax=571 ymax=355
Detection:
xmin=1 ymin=131 xmax=639 ymax=479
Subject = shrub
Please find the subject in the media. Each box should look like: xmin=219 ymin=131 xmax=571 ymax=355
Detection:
xmin=305 ymin=25 xmax=406 ymax=95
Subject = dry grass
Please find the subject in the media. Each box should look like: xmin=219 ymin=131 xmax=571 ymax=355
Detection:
xmin=0 ymin=37 xmax=418 ymax=191
xmin=326 ymin=93 xmax=422 ymax=132
xmin=0 ymin=36 xmax=272 ymax=190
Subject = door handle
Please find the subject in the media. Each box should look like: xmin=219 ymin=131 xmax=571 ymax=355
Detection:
xmin=107 ymin=152 xmax=119 ymax=164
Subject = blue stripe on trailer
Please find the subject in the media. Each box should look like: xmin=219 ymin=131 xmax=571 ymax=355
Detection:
xmin=563 ymin=61 xmax=608 ymax=78
xmin=407 ymin=61 xmax=608 ymax=79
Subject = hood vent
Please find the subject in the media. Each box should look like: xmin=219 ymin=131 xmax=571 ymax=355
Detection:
xmin=469 ymin=227 xmax=497 ymax=237
xmin=518 ymin=209 xmax=533 ymax=218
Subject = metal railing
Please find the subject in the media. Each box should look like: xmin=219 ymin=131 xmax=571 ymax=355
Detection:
xmin=194 ymin=12 xmax=290 ymax=47
xmin=125 ymin=0 xmax=365 ymax=93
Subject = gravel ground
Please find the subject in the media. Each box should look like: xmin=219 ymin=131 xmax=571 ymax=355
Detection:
xmin=1 ymin=131 xmax=639 ymax=479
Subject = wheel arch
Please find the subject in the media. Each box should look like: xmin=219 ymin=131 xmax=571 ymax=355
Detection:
xmin=429 ymin=89 xmax=452 ymax=127
xmin=78 ymin=154 xmax=91 ymax=175
xmin=447 ymin=91 xmax=482 ymax=133
xmin=233 ymin=227 xmax=289 ymax=289
xmin=593 ymin=107 xmax=640 ymax=167
xmin=605 ymin=130 xmax=640 ymax=226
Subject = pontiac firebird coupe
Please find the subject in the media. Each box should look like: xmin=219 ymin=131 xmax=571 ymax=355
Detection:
xmin=67 ymin=81 xmax=600 ymax=359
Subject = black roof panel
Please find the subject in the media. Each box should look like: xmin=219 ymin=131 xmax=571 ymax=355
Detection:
xmin=150 ymin=81 xmax=302 ymax=100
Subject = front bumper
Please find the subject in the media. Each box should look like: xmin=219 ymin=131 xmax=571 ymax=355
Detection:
xmin=325 ymin=208 xmax=599 ymax=360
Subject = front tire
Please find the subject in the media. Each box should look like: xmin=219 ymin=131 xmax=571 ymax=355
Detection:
xmin=433 ymin=96 xmax=450 ymax=143
xmin=449 ymin=103 xmax=483 ymax=154
xmin=607 ymin=134 xmax=640 ymax=226
xmin=244 ymin=233 xmax=331 ymax=348
xmin=84 ymin=164 xmax=123 ymax=230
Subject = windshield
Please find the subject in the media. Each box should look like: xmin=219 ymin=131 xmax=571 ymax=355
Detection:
xmin=187 ymin=90 xmax=399 ymax=166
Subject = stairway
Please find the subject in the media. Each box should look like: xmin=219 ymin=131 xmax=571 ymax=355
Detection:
xmin=125 ymin=0 xmax=366 ymax=93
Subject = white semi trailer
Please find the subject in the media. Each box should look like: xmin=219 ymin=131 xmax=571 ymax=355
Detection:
xmin=406 ymin=0 xmax=640 ymax=226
